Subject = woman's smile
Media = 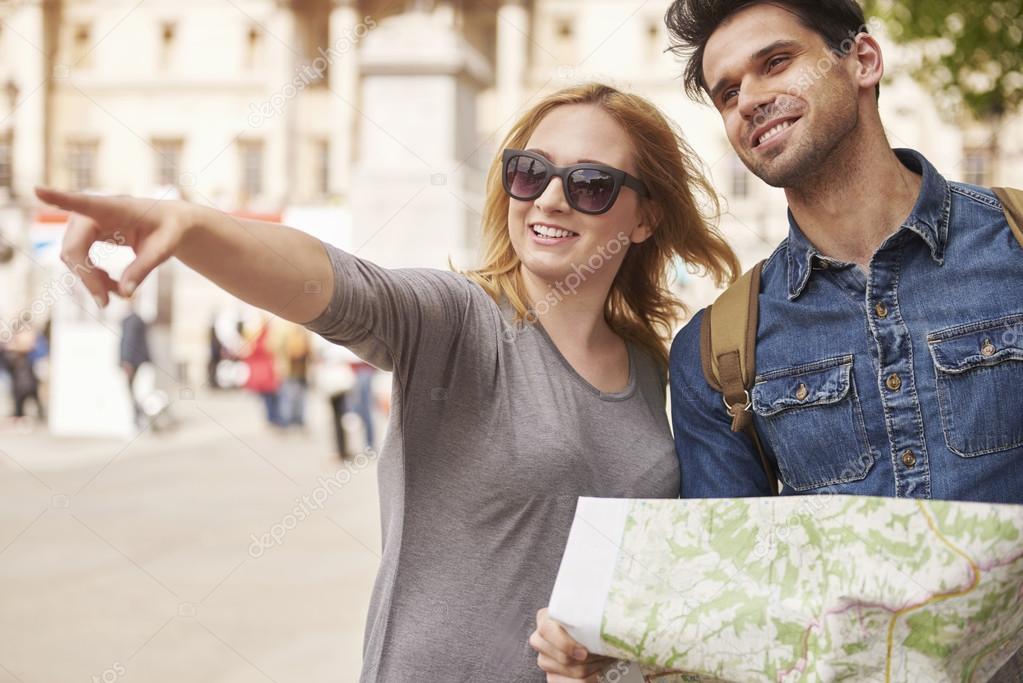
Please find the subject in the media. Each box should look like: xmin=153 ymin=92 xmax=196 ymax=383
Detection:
xmin=528 ymin=221 xmax=580 ymax=246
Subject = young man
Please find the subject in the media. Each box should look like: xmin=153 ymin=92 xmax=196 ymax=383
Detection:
xmin=667 ymin=0 xmax=1023 ymax=502
xmin=531 ymin=0 xmax=1023 ymax=678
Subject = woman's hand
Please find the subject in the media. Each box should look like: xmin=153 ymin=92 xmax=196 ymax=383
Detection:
xmin=35 ymin=187 xmax=333 ymax=323
xmin=35 ymin=187 xmax=193 ymax=307
xmin=529 ymin=607 xmax=616 ymax=681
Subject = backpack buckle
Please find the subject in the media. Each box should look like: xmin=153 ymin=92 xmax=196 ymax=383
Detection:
xmin=723 ymin=391 xmax=752 ymax=417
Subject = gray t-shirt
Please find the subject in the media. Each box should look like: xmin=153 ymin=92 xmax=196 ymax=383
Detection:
xmin=305 ymin=243 xmax=680 ymax=682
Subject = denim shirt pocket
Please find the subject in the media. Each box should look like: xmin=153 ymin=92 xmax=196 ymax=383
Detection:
xmin=928 ymin=314 xmax=1023 ymax=457
xmin=752 ymin=355 xmax=876 ymax=492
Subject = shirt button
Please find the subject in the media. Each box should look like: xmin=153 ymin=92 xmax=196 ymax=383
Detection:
xmin=982 ymin=340 xmax=996 ymax=357
xmin=886 ymin=373 xmax=903 ymax=392
xmin=902 ymin=450 xmax=917 ymax=468
xmin=875 ymin=302 xmax=889 ymax=319
xmin=795 ymin=383 xmax=809 ymax=401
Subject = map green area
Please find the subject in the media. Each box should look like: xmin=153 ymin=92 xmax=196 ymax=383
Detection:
xmin=564 ymin=496 xmax=1023 ymax=682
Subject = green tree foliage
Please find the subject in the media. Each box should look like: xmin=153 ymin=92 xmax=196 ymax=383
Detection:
xmin=863 ymin=0 xmax=1023 ymax=120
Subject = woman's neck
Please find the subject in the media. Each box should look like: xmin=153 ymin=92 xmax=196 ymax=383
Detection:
xmin=519 ymin=267 xmax=618 ymax=351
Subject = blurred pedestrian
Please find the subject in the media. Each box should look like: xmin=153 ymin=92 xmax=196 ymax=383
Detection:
xmin=209 ymin=310 xmax=247 ymax=389
xmin=4 ymin=325 xmax=44 ymax=424
xmin=207 ymin=319 xmax=224 ymax=389
xmin=349 ymin=361 xmax=377 ymax=451
xmin=276 ymin=322 xmax=311 ymax=429
xmin=242 ymin=317 xmax=285 ymax=428
xmin=30 ymin=319 xmax=51 ymax=415
xmin=120 ymin=308 xmax=151 ymax=429
xmin=312 ymin=334 xmax=356 ymax=458
xmin=0 ymin=339 xmax=10 ymax=414
xmin=33 ymin=318 xmax=50 ymax=390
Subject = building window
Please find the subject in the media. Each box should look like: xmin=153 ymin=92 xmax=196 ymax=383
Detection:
xmin=730 ymin=154 xmax=750 ymax=199
xmin=72 ymin=23 xmax=93 ymax=67
xmin=245 ymin=25 xmax=264 ymax=70
xmin=153 ymin=138 xmax=183 ymax=187
xmin=962 ymin=148 xmax=991 ymax=186
xmin=239 ymin=140 xmax=264 ymax=199
xmin=67 ymin=140 xmax=98 ymax=191
xmin=646 ymin=20 xmax=663 ymax=62
xmin=158 ymin=22 xmax=177 ymax=70
xmin=552 ymin=17 xmax=576 ymax=66
xmin=316 ymin=139 xmax=330 ymax=196
xmin=0 ymin=131 xmax=12 ymax=193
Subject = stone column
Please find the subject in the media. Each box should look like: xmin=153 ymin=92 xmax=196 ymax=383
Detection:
xmin=268 ymin=3 xmax=297 ymax=208
xmin=349 ymin=9 xmax=492 ymax=269
xmin=8 ymin=0 xmax=46 ymax=200
xmin=0 ymin=1 xmax=45 ymax=326
xmin=327 ymin=0 xmax=361 ymax=198
xmin=496 ymin=0 xmax=529 ymax=129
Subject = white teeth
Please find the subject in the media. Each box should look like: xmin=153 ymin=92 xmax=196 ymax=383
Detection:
xmin=532 ymin=224 xmax=574 ymax=238
xmin=759 ymin=120 xmax=794 ymax=146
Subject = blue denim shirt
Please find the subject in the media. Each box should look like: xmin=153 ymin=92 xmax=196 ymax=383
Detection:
xmin=670 ymin=149 xmax=1023 ymax=502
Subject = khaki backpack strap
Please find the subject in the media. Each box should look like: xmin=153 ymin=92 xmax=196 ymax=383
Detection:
xmin=699 ymin=261 xmax=778 ymax=495
xmin=993 ymin=187 xmax=1023 ymax=249
xmin=701 ymin=262 xmax=763 ymax=424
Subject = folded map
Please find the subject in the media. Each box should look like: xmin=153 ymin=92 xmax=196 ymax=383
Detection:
xmin=548 ymin=496 xmax=1023 ymax=683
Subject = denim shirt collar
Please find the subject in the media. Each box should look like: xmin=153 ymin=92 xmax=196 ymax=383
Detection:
xmin=786 ymin=148 xmax=952 ymax=300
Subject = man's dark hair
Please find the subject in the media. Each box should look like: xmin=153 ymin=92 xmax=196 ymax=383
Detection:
xmin=665 ymin=0 xmax=875 ymax=101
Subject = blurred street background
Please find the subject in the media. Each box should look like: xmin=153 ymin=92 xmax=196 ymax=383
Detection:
xmin=1 ymin=387 xmax=380 ymax=682
xmin=0 ymin=0 xmax=1020 ymax=680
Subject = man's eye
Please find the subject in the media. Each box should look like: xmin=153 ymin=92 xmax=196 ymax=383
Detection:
xmin=722 ymin=88 xmax=739 ymax=103
xmin=767 ymin=56 xmax=789 ymax=72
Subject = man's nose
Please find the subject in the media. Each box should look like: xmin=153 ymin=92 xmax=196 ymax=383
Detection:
xmin=738 ymin=82 xmax=777 ymax=127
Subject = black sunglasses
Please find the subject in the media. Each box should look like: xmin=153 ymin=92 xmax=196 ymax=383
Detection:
xmin=502 ymin=149 xmax=650 ymax=215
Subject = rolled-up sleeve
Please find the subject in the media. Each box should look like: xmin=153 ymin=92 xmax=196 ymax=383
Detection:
xmin=304 ymin=241 xmax=473 ymax=374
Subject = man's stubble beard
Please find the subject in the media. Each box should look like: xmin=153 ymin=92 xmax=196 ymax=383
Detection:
xmin=742 ymin=95 xmax=860 ymax=190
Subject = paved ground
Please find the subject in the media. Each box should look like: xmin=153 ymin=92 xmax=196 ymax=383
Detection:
xmin=0 ymin=389 xmax=381 ymax=683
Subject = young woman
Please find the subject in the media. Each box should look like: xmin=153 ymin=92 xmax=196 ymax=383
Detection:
xmin=36 ymin=83 xmax=738 ymax=681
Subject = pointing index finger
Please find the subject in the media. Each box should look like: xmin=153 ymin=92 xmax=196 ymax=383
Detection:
xmin=35 ymin=186 xmax=119 ymax=223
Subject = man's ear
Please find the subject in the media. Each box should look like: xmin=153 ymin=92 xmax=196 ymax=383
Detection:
xmin=851 ymin=33 xmax=884 ymax=94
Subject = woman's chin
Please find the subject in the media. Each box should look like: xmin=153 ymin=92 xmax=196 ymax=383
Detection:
xmin=520 ymin=260 xmax=573 ymax=287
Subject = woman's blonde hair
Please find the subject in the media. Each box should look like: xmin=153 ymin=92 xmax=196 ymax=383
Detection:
xmin=465 ymin=82 xmax=740 ymax=369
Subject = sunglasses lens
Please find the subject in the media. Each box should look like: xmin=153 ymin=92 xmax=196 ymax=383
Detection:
xmin=506 ymin=156 xmax=548 ymax=199
xmin=568 ymin=169 xmax=616 ymax=213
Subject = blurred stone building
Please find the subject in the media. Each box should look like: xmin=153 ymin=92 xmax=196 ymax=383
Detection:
xmin=0 ymin=0 xmax=1021 ymax=392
